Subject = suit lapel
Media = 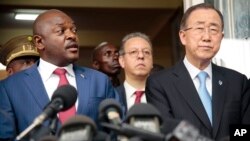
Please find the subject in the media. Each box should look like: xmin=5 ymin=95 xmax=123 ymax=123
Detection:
xmin=74 ymin=66 xmax=89 ymax=114
xmin=23 ymin=64 xmax=49 ymax=110
xmin=173 ymin=62 xmax=212 ymax=130
xmin=211 ymin=64 xmax=227 ymax=138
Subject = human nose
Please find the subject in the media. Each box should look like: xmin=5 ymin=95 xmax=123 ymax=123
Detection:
xmin=66 ymin=29 xmax=77 ymax=40
xmin=113 ymin=53 xmax=119 ymax=59
xmin=137 ymin=50 xmax=145 ymax=58
xmin=201 ymin=28 xmax=211 ymax=41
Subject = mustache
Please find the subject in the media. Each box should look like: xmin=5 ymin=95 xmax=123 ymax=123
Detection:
xmin=66 ymin=41 xmax=79 ymax=49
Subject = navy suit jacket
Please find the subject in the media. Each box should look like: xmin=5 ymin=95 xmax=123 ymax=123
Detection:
xmin=146 ymin=61 xmax=250 ymax=140
xmin=0 ymin=63 xmax=117 ymax=139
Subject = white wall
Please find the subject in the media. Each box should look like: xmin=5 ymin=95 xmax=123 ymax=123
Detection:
xmin=213 ymin=39 xmax=250 ymax=78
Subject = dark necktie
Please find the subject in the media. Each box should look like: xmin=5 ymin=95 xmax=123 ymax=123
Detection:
xmin=134 ymin=91 xmax=144 ymax=104
xmin=53 ymin=68 xmax=76 ymax=123
xmin=197 ymin=71 xmax=212 ymax=125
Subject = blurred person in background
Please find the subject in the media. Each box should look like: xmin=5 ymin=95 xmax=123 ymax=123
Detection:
xmin=92 ymin=41 xmax=121 ymax=87
xmin=0 ymin=35 xmax=39 ymax=76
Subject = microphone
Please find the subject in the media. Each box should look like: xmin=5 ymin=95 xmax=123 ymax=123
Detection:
xmin=58 ymin=115 xmax=97 ymax=141
xmin=16 ymin=85 xmax=77 ymax=140
xmin=99 ymin=100 xmax=167 ymax=141
xmin=99 ymin=99 xmax=123 ymax=125
xmin=124 ymin=103 xmax=162 ymax=133
xmin=38 ymin=135 xmax=58 ymax=141
xmin=166 ymin=120 xmax=214 ymax=141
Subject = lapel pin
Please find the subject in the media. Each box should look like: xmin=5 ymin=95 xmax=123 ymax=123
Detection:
xmin=218 ymin=80 xmax=223 ymax=85
xmin=80 ymin=74 xmax=85 ymax=78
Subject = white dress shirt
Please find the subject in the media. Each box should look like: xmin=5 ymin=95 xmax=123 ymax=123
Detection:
xmin=124 ymin=81 xmax=147 ymax=110
xmin=183 ymin=57 xmax=212 ymax=97
xmin=37 ymin=58 xmax=78 ymax=108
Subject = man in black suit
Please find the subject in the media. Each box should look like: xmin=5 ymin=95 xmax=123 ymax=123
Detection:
xmin=117 ymin=32 xmax=153 ymax=113
xmin=145 ymin=3 xmax=250 ymax=140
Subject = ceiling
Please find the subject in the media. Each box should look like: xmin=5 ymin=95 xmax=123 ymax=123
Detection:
xmin=0 ymin=0 xmax=183 ymax=48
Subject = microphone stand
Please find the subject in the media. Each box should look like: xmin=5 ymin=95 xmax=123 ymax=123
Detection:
xmin=49 ymin=115 xmax=59 ymax=135
xmin=101 ymin=122 xmax=167 ymax=141
xmin=17 ymin=116 xmax=58 ymax=141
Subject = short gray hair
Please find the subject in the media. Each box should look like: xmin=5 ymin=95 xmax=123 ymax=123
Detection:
xmin=119 ymin=32 xmax=152 ymax=55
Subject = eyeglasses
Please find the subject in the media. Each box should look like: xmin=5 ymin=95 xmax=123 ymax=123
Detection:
xmin=121 ymin=49 xmax=152 ymax=58
xmin=183 ymin=25 xmax=221 ymax=35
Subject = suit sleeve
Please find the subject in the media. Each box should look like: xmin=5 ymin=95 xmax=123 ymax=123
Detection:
xmin=145 ymin=75 xmax=180 ymax=134
xmin=241 ymin=78 xmax=250 ymax=124
xmin=0 ymin=81 xmax=16 ymax=140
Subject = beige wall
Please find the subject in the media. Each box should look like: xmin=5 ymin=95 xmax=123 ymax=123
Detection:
xmin=0 ymin=70 xmax=7 ymax=80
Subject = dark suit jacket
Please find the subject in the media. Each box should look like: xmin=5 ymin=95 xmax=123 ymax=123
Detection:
xmin=116 ymin=85 xmax=127 ymax=115
xmin=145 ymin=61 xmax=250 ymax=140
xmin=0 ymin=63 xmax=117 ymax=139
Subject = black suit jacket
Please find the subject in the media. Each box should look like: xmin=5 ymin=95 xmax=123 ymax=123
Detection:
xmin=145 ymin=61 xmax=250 ymax=140
xmin=116 ymin=85 xmax=128 ymax=115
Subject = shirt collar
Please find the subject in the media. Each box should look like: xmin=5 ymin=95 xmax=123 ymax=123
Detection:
xmin=38 ymin=58 xmax=75 ymax=81
xmin=124 ymin=81 xmax=145 ymax=98
xmin=183 ymin=57 xmax=212 ymax=79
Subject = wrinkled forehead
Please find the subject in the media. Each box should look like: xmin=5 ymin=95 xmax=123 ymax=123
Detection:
xmin=187 ymin=9 xmax=222 ymax=27
xmin=102 ymin=44 xmax=118 ymax=51
xmin=125 ymin=37 xmax=152 ymax=50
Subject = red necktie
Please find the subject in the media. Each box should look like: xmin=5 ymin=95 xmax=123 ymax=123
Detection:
xmin=134 ymin=91 xmax=144 ymax=104
xmin=53 ymin=68 xmax=76 ymax=123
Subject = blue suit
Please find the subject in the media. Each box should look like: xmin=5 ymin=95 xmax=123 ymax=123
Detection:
xmin=0 ymin=63 xmax=117 ymax=139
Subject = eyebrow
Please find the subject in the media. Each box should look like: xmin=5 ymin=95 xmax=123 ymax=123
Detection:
xmin=194 ymin=21 xmax=220 ymax=27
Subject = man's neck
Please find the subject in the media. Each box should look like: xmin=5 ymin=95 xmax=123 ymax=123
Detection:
xmin=125 ymin=76 xmax=147 ymax=89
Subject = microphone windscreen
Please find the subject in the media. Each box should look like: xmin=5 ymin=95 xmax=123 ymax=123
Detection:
xmin=124 ymin=103 xmax=162 ymax=124
xmin=93 ymin=131 xmax=110 ymax=141
xmin=52 ymin=85 xmax=77 ymax=111
xmin=98 ymin=99 xmax=122 ymax=121
xmin=58 ymin=115 xmax=97 ymax=136
xmin=38 ymin=135 xmax=58 ymax=141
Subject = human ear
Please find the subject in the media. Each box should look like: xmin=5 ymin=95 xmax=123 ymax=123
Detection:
xmin=92 ymin=61 xmax=100 ymax=70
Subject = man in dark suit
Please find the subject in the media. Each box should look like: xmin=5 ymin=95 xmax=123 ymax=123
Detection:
xmin=117 ymin=32 xmax=153 ymax=113
xmin=145 ymin=3 xmax=250 ymax=140
xmin=0 ymin=9 xmax=117 ymax=140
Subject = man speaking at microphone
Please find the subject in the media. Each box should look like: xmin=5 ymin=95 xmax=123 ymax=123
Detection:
xmin=0 ymin=9 xmax=117 ymax=140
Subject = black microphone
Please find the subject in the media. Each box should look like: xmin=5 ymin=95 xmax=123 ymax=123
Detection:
xmin=99 ymin=100 xmax=167 ymax=141
xmin=99 ymin=99 xmax=123 ymax=125
xmin=166 ymin=120 xmax=214 ymax=141
xmin=38 ymin=135 xmax=58 ymax=141
xmin=58 ymin=115 xmax=97 ymax=141
xmin=125 ymin=103 xmax=163 ymax=133
xmin=16 ymin=85 xmax=77 ymax=140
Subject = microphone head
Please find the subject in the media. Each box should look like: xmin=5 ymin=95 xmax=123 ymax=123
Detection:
xmin=98 ymin=99 xmax=122 ymax=122
xmin=38 ymin=135 xmax=58 ymax=141
xmin=52 ymin=85 xmax=77 ymax=111
xmin=124 ymin=103 xmax=162 ymax=124
xmin=170 ymin=120 xmax=213 ymax=141
xmin=58 ymin=115 xmax=97 ymax=141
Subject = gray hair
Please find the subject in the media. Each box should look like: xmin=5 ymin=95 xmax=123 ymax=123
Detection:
xmin=119 ymin=32 xmax=152 ymax=55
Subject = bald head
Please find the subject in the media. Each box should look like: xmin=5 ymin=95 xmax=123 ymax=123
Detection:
xmin=33 ymin=9 xmax=72 ymax=36
xmin=32 ymin=9 xmax=79 ymax=67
